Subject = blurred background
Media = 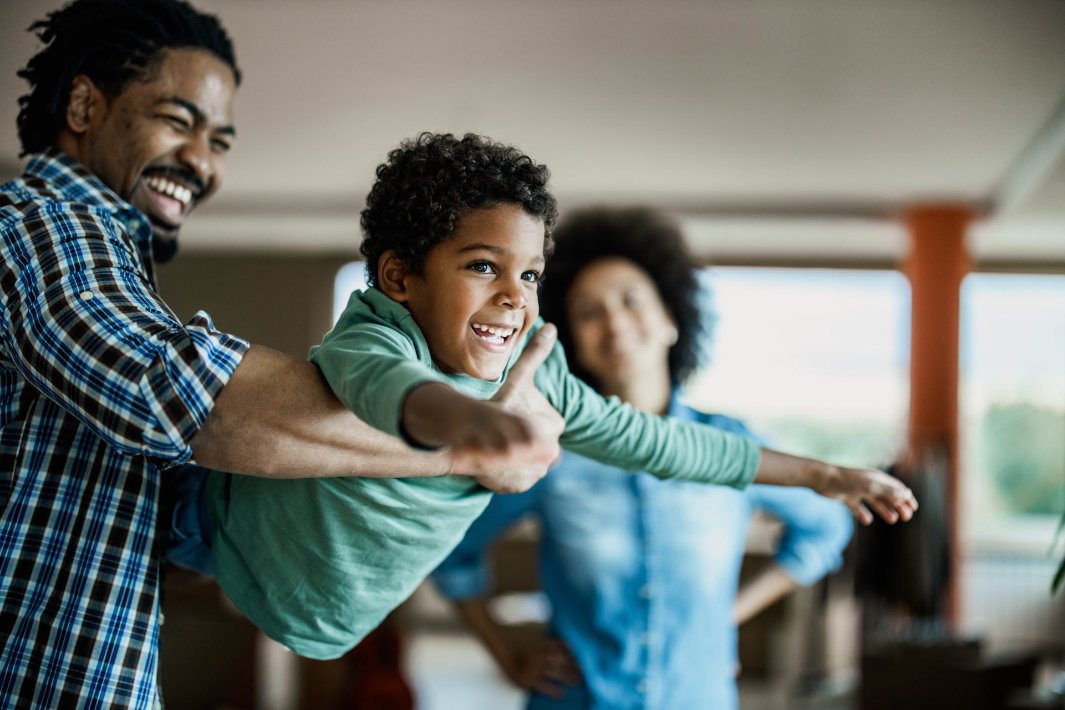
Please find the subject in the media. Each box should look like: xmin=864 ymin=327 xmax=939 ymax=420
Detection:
xmin=2 ymin=1 xmax=1063 ymax=708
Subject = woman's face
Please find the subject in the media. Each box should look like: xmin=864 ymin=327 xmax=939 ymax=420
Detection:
xmin=565 ymin=257 xmax=677 ymax=388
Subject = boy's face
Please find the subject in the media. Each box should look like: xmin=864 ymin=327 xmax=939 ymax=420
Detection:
xmin=400 ymin=204 xmax=546 ymax=380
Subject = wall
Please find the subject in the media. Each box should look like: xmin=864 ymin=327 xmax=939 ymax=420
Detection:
xmin=158 ymin=251 xmax=351 ymax=358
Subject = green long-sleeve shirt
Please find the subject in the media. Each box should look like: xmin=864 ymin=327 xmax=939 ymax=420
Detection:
xmin=206 ymin=288 xmax=760 ymax=659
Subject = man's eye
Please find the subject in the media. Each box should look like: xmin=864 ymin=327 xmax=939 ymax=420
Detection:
xmin=521 ymin=270 xmax=541 ymax=283
xmin=210 ymin=138 xmax=233 ymax=153
xmin=163 ymin=115 xmax=191 ymax=130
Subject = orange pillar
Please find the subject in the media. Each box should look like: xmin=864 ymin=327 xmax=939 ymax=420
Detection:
xmin=903 ymin=204 xmax=972 ymax=624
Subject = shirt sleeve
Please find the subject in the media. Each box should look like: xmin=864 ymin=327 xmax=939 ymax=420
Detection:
xmin=309 ymin=318 xmax=450 ymax=439
xmin=746 ymin=484 xmax=854 ymax=586
xmin=536 ymin=343 xmax=761 ymax=489
xmin=0 ymin=204 xmax=248 ymax=466
xmin=431 ymin=481 xmax=542 ymax=600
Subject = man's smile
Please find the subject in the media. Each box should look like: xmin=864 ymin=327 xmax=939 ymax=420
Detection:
xmin=136 ymin=168 xmax=204 ymax=226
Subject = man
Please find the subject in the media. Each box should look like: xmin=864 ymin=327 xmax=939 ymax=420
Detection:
xmin=0 ymin=0 xmax=562 ymax=706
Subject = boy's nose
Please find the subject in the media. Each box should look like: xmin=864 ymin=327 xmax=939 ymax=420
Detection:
xmin=496 ymin=280 xmax=527 ymax=309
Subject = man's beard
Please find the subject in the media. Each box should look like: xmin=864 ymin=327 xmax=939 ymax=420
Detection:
xmin=150 ymin=221 xmax=180 ymax=264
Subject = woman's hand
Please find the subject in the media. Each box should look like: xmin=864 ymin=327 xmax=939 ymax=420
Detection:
xmin=502 ymin=637 xmax=582 ymax=698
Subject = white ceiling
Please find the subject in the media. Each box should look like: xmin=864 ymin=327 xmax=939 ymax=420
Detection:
xmin=2 ymin=0 xmax=1063 ymax=263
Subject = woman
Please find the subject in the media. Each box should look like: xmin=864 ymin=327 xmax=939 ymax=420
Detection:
xmin=432 ymin=207 xmax=854 ymax=709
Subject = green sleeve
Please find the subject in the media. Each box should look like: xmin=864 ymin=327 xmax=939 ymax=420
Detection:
xmin=534 ymin=340 xmax=760 ymax=489
xmin=309 ymin=321 xmax=449 ymax=439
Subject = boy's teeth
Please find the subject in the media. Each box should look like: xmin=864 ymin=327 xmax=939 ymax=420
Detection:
xmin=473 ymin=323 xmax=514 ymax=338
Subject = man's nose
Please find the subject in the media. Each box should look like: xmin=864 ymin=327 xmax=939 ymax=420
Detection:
xmin=177 ymin=134 xmax=216 ymax=189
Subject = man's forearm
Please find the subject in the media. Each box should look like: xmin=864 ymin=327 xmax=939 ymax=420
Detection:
xmin=190 ymin=345 xmax=450 ymax=479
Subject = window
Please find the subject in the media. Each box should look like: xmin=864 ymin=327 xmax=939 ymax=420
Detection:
xmin=685 ymin=267 xmax=911 ymax=469
xmin=333 ymin=261 xmax=369 ymax=323
xmin=334 ymin=262 xmax=914 ymax=469
xmin=960 ymin=273 xmax=1065 ymax=533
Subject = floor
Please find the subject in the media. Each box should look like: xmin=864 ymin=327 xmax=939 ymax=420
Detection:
xmin=403 ymin=630 xmax=857 ymax=710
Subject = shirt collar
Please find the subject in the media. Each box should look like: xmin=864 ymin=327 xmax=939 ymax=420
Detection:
xmin=25 ymin=150 xmax=154 ymax=247
xmin=666 ymin=388 xmax=697 ymax=421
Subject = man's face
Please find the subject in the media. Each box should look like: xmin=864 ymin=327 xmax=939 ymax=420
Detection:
xmin=80 ymin=48 xmax=237 ymax=259
xmin=399 ymin=204 xmax=546 ymax=381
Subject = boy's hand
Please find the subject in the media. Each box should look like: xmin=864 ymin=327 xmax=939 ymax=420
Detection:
xmin=445 ymin=325 xmax=564 ymax=493
xmin=818 ymin=465 xmax=919 ymax=526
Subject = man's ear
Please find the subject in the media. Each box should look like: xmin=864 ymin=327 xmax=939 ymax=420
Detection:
xmin=65 ymin=75 xmax=103 ymax=135
xmin=377 ymin=250 xmax=412 ymax=302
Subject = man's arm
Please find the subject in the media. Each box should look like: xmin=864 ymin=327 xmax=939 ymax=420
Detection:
xmin=189 ymin=345 xmax=448 ymax=478
xmin=192 ymin=325 xmax=563 ymax=489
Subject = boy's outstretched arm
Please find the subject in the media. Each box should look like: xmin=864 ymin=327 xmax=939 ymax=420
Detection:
xmin=404 ymin=325 xmax=564 ymax=493
xmin=754 ymin=449 xmax=918 ymax=526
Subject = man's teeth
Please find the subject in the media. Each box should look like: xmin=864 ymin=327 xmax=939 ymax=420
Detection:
xmin=472 ymin=323 xmax=515 ymax=343
xmin=145 ymin=176 xmax=193 ymax=207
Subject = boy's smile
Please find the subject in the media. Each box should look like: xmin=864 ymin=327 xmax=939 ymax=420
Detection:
xmin=392 ymin=204 xmax=546 ymax=380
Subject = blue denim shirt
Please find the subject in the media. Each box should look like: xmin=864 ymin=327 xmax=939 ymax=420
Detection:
xmin=433 ymin=393 xmax=853 ymax=710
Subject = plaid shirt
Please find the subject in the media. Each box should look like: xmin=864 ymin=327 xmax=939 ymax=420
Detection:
xmin=0 ymin=152 xmax=248 ymax=708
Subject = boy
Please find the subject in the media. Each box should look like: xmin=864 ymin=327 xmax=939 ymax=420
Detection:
xmin=204 ymin=133 xmax=915 ymax=659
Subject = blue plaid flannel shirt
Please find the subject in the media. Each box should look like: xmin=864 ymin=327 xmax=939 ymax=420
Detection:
xmin=0 ymin=152 xmax=248 ymax=709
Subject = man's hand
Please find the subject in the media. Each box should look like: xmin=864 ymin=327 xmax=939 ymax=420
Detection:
xmin=445 ymin=324 xmax=565 ymax=493
xmin=818 ymin=465 xmax=918 ymax=526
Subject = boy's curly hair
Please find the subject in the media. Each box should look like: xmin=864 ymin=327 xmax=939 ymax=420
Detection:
xmin=360 ymin=132 xmax=558 ymax=286
xmin=540 ymin=207 xmax=712 ymax=387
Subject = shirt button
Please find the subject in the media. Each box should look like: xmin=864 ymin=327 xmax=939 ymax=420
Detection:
xmin=80 ymin=291 xmax=94 ymax=301
xmin=637 ymin=679 xmax=649 ymax=694
xmin=158 ymin=613 xmax=165 ymax=626
xmin=639 ymin=585 xmax=653 ymax=599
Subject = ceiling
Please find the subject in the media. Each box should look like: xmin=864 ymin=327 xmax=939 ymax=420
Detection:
xmin=2 ymin=0 xmax=1063 ymax=264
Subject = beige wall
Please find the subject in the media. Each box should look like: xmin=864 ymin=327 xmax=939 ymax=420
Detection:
xmin=157 ymin=252 xmax=352 ymax=358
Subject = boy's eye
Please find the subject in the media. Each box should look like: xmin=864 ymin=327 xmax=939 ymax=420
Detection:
xmin=521 ymin=270 xmax=541 ymax=284
xmin=468 ymin=261 xmax=494 ymax=274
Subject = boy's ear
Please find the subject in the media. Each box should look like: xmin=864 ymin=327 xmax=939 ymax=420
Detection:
xmin=377 ymin=250 xmax=411 ymax=302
